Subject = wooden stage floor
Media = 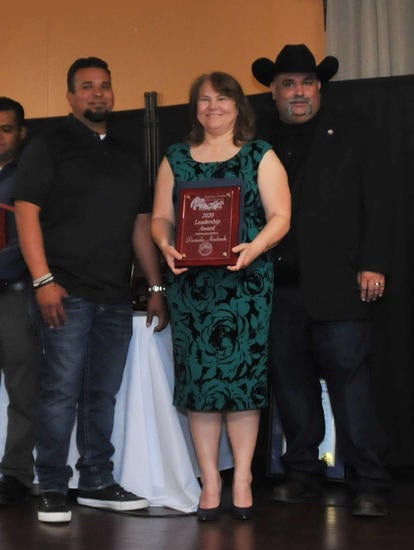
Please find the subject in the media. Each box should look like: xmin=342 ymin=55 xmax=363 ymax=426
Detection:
xmin=0 ymin=471 xmax=413 ymax=550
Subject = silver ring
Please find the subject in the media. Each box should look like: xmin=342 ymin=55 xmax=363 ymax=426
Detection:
xmin=374 ymin=281 xmax=382 ymax=287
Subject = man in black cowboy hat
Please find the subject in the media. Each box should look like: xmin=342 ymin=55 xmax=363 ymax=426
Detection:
xmin=252 ymin=44 xmax=390 ymax=517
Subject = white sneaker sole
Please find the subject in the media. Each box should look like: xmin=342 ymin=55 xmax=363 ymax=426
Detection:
xmin=38 ymin=510 xmax=72 ymax=523
xmin=77 ymin=497 xmax=149 ymax=511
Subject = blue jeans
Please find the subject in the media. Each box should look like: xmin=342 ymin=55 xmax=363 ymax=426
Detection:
xmin=269 ymin=286 xmax=390 ymax=490
xmin=33 ymin=296 xmax=133 ymax=493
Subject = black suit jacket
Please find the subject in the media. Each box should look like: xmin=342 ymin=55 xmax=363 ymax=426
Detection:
xmin=271 ymin=109 xmax=390 ymax=321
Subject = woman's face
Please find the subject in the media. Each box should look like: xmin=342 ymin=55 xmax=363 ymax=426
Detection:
xmin=196 ymin=80 xmax=238 ymax=135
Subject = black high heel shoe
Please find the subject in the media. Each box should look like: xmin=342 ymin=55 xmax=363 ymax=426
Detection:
xmin=232 ymin=504 xmax=254 ymax=520
xmin=197 ymin=477 xmax=223 ymax=521
xmin=196 ymin=504 xmax=222 ymax=521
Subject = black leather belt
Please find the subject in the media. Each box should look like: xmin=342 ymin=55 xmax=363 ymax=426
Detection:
xmin=0 ymin=280 xmax=26 ymax=291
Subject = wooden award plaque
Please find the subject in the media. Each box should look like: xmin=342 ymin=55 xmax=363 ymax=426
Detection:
xmin=175 ymin=183 xmax=242 ymax=267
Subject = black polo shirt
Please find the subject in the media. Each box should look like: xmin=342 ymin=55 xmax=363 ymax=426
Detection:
xmin=14 ymin=115 xmax=150 ymax=304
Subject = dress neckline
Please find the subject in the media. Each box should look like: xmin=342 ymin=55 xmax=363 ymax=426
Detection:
xmin=187 ymin=142 xmax=247 ymax=164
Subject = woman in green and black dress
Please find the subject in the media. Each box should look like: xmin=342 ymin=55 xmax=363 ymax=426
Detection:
xmin=151 ymin=72 xmax=290 ymax=520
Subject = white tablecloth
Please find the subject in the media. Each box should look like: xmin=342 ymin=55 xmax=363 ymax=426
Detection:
xmin=0 ymin=313 xmax=233 ymax=513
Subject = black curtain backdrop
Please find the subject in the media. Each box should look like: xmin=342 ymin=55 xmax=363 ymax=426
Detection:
xmin=26 ymin=74 xmax=414 ymax=468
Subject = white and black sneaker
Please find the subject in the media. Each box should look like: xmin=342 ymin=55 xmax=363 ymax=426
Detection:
xmin=77 ymin=483 xmax=149 ymax=511
xmin=38 ymin=492 xmax=72 ymax=523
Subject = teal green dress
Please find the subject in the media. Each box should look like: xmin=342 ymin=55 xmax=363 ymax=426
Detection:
xmin=166 ymin=140 xmax=274 ymax=412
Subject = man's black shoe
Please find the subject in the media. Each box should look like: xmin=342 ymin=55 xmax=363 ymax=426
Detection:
xmin=271 ymin=479 xmax=321 ymax=503
xmin=77 ymin=483 xmax=149 ymax=511
xmin=38 ymin=492 xmax=72 ymax=523
xmin=0 ymin=475 xmax=31 ymax=506
xmin=351 ymin=492 xmax=388 ymax=517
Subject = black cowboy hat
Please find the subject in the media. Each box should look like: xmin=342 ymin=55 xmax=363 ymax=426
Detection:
xmin=251 ymin=44 xmax=339 ymax=87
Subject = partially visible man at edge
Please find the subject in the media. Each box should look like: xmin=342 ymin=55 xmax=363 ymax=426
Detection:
xmin=14 ymin=57 xmax=168 ymax=524
xmin=251 ymin=44 xmax=391 ymax=517
xmin=0 ymin=97 xmax=39 ymax=507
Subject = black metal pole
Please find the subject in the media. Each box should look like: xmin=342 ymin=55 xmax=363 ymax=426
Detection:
xmin=143 ymin=91 xmax=159 ymax=193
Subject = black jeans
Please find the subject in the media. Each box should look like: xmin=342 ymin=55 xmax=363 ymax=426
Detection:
xmin=0 ymin=285 xmax=40 ymax=487
xmin=269 ymin=285 xmax=390 ymax=491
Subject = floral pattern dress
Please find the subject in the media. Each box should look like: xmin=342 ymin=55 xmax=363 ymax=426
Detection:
xmin=166 ymin=140 xmax=274 ymax=412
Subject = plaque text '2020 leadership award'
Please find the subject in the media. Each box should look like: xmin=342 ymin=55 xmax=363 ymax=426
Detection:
xmin=175 ymin=183 xmax=242 ymax=267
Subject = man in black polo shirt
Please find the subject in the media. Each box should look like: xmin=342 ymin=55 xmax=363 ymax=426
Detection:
xmin=0 ymin=97 xmax=39 ymax=507
xmin=14 ymin=57 xmax=168 ymax=523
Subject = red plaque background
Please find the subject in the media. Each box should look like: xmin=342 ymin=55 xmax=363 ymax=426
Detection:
xmin=0 ymin=203 xmax=16 ymax=251
xmin=0 ymin=209 xmax=6 ymax=251
xmin=175 ymin=185 xmax=241 ymax=267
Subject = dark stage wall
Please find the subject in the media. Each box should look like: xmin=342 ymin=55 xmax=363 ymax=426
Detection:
xmin=26 ymin=74 xmax=414 ymax=468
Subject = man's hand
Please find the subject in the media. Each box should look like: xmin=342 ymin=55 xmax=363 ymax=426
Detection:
xmin=146 ymin=292 xmax=169 ymax=331
xmin=357 ymin=271 xmax=385 ymax=302
xmin=36 ymin=282 xmax=68 ymax=328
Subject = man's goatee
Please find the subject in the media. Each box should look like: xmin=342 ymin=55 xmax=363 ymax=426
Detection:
xmin=84 ymin=109 xmax=109 ymax=122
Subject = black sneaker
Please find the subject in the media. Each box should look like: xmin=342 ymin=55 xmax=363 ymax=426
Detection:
xmin=0 ymin=475 xmax=31 ymax=506
xmin=38 ymin=492 xmax=72 ymax=523
xmin=77 ymin=483 xmax=149 ymax=511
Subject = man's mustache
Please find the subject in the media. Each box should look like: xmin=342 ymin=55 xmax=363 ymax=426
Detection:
xmin=288 ymin=98 xmax=312 ymax=105
xmin=287 ymin=97 xmax=313 ymax=117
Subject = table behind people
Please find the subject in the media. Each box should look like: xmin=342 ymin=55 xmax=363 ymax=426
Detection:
xmin=0 ymin=313 xmax=234 ymax=513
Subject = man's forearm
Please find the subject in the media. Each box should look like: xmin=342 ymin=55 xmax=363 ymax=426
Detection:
xmin=133 ymin=213 xmax=164 ymax=286
xmin=14 ymin=200 xmax=50 ymax=280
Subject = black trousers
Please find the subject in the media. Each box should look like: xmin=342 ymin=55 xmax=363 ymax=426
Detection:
xmin=0 ymin=285 xmax=40 ymax=487
xmin=269 ymin=285 xmax=390 ymax=491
